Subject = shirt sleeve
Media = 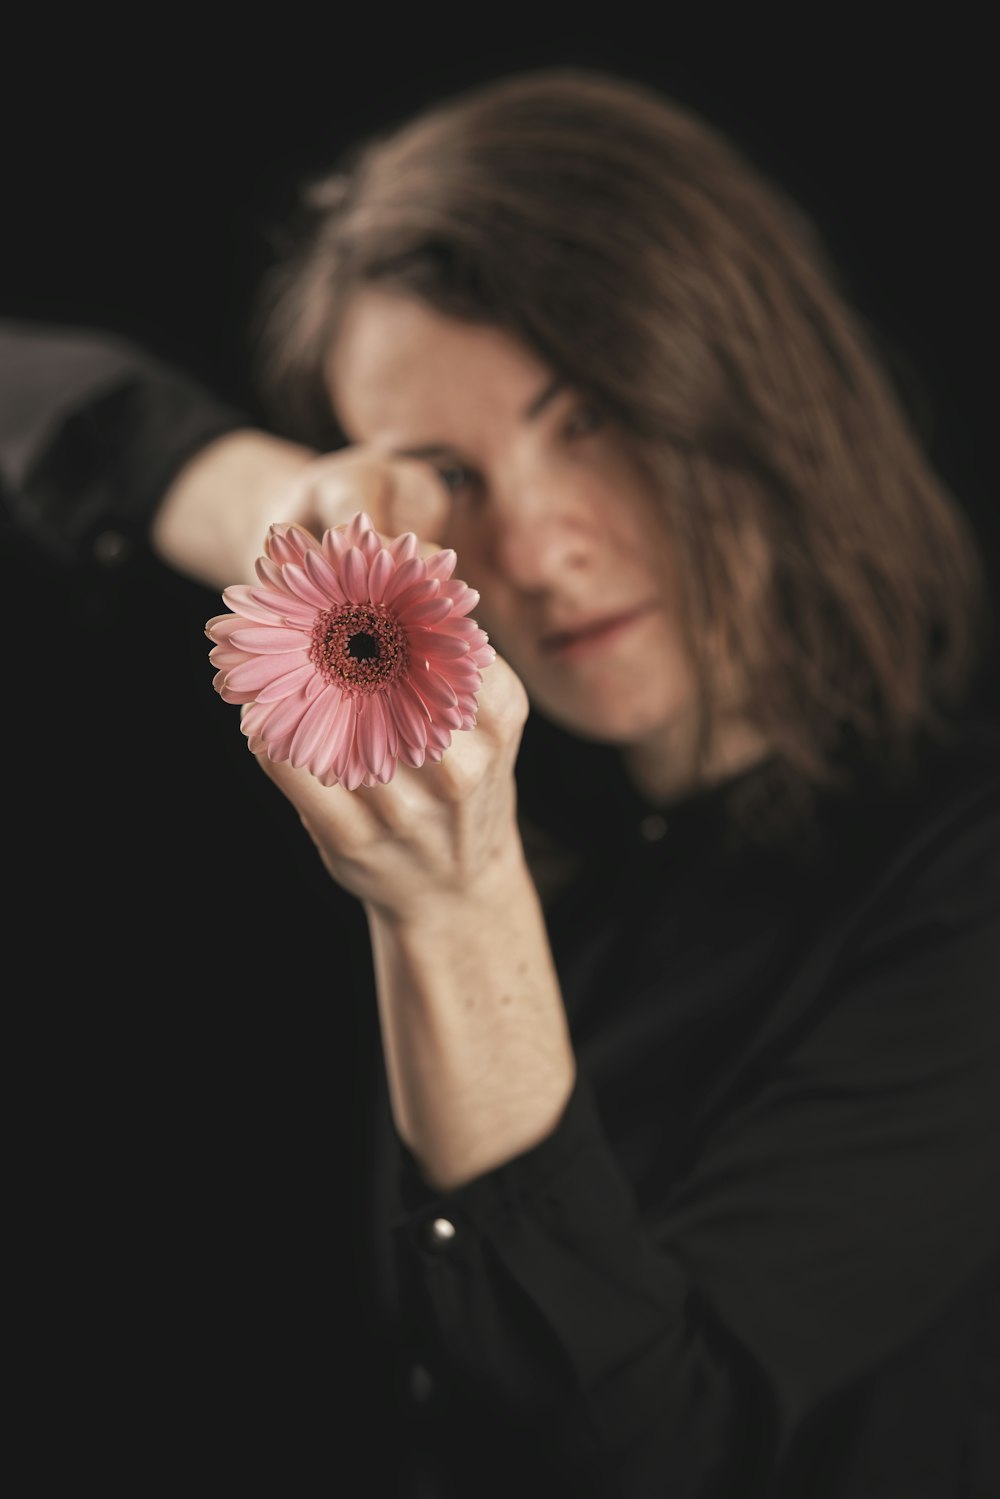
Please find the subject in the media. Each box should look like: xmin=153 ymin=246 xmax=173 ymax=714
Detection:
xmin=0 ymin=319 xmax=250 ymax=568
xmin=389 ymin=783 xmax=1000 ymax=1496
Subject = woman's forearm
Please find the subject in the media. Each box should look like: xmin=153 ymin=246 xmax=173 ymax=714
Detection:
xmin=152 ymin=428 xmax=318 ymax=588
xmin=366 ymin=848 xmax=577 ymax=1192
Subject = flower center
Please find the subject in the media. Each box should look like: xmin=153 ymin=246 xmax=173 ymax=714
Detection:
xmin=309 ymin=603 xmax=409 ymax=694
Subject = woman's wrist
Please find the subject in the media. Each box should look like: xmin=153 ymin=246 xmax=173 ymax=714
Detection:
xmin=152 ymin=428 xmax=318 ymax=588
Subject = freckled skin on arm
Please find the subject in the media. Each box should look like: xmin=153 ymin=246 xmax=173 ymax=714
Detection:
xmin=366 ymin=852 xmax=576 ymax=1191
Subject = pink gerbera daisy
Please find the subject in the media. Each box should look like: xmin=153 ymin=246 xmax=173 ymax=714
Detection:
xmin=205 ymin=512 xmax=495 ymax=789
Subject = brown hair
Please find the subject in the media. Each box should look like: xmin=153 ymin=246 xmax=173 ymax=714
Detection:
xmin=250 ymin=66 xmax=991 ymax=836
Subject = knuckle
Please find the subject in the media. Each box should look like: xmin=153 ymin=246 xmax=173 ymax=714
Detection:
xmin=301 ymin=450 xmax=392 ymax=529
xmin=483 ymin=663 xmax=530 ymax=734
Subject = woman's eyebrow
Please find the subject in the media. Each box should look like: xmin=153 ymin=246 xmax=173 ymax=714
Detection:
xmin=522 ymin=376 xmax=565 ymax=420
xmin=392 ymin=377 xmax=566 ymax=461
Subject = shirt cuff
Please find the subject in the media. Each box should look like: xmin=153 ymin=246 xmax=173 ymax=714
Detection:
xmin=13 ymin=368 xmax=249 ymax=568
xmin=393 ymin=1070 xmax=634 ymax=1237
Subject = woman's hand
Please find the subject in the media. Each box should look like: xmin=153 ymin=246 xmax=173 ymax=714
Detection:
xmin=254 ymin=648 xmax=572 ymax=1192
xmin=154 ymin=430 xmax=451 ymax=589
xmin=215 ymin=439 xmax=529 ymax=919
xmin=265 ymin=445 xmax=453 ymax=567
xmin=252 ymin=645 xmax=530 ymax=922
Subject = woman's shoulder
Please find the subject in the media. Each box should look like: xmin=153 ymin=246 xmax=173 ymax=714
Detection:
xmin=822 ymin=717 xmax=1000 ymax=972
xmin=857 ymin=717 xmax=999 ymax=883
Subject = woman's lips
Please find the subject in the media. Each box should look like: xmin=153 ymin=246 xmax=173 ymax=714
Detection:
xmin=541 ymin=606 xmax=651 ymax=660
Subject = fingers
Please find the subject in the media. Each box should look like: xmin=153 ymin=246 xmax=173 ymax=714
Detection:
xmin=246 ymin=653 xmax=527 ymax=908
xmin=299 ymin=448 xmax=450 ymax=552
xmin=465 ymin=650 xmax=530 ymax=747
xmin=249 ymin=652 xmax=525 ymax=815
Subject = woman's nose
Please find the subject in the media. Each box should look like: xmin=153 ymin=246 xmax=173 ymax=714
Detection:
xmin=489 ymin=476 xmax=590 ymax=591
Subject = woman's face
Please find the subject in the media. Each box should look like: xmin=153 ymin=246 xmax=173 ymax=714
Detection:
xmin=326 ymin=288 xmax=729 ymax=771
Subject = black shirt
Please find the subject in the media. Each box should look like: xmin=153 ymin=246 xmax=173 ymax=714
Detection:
xmin=3 ymin=321 xmax=998 ymax=1496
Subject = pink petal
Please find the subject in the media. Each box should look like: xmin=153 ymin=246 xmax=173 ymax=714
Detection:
xmin=426 ymin=614 xmax=483 ymax=638
xmin=356 ymin=694 xmax=389 ymax=777
xmin=408 ymin=666 xmax=458 ymax=711
xmin=426 ymin=720 xmax=453 ymax=751
xmin=303 ymin=547 xmax=348 ymax=603
xmin=289 ymin=685 xmax=344 ymax=769
xmin=223 ymin=649 xmax=309 ymax=695
xmin=401 ymin=597 xmax=454 ymax=626
xmin=383 ymin=700 xmax=399 ymax=762
xmin=345 ymin=511 xmax=375 ymax=547
xmin=423 ymin=549 xmax=457 ymax=580
xmin=453 ymin=692 xmax=482 ymax=718
xmin=282 ymin=562 xmax=338 ymax=609
xmin=359 ymin=527 xmax=382 ymax=562
xmin=205 ymin=614 xmax=246 ymax=644
xmin=267 ymin=523 xmax=320 ymax=566
xmin=411 ymin=631 xmax=471 ymax=660
xmin=435 ymin=662 xmax=483 ymax=692
xmin=409 ymin=672 xmax=463 ymax=728
xmin=208 ymin=644 xmax=248 ymax=670
xmin=238 ymin=585 xmax=317 ymax=628
xmin=321 ymin=525 xmax=352 ymax=564
xmin=312 ymin=694 xmax=357 ymax=782
xmin=439 ymin=582 xmax=480 ymax=615
xmin=255 ymin=556 xmax=285 ymax=590
xmin=366 ymin=548 xmax=395 ymax=604
xmin=343 ymin=742 xmax=371 ymax=791
xmin=386 ymin=577 xmax=441 ymax=617
xmin=254 ymin=661 xmax=319 ymax=704
xmin=218 ymin=678 xmax=262 ymax=705
xmin=251 ymin=713 xmax=299 ymax=761
xmin=386 ymin=680 xmax=430 ymax=748
xmin=239 ymin=699 xmax=275 ymax=738
xmin=341 ymin=547 xmax=371 ymax=603
xmin=217 ymin=587 xmax=286 ymax=626
xmin=388 ymin=532 xmax=420 ymax=565
xmin=447 ymin=623 xmax=489 ymax=653
xmin=397 ymin=741 xmax=427 ymax=769
xmin=212 ymin=667 xmax=239 ymax=698
xmin=381 ymin=556 xmax=428 ymax=605
xmin=253 ymin=693 xmax=314 ymax=762
xmin=229 ymin=624 xmax=311 ymax=653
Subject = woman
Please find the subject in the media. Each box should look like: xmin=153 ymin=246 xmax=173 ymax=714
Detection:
xmin=5 ymin=67 xmax=998 ymax=1497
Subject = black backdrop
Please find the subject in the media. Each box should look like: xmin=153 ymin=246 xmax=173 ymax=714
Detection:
xmin=4 ymin=18 xmax=997 ymax=1482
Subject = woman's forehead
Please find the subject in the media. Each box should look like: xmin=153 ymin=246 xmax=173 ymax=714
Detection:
xmin=326 ymin=287 xmax=552 ymax=446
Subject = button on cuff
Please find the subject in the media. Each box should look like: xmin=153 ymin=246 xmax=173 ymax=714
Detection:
xmin=424 ymin=1216 xmax=457 ymax=1249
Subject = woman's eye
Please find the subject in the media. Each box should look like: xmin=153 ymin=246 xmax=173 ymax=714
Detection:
xmin=434 ymin=461 xmax=474 ymax=496
xmin=563 ymin=402 xmax=605 ymax=440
